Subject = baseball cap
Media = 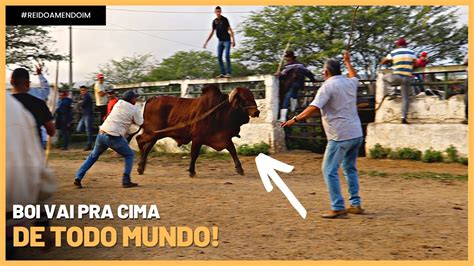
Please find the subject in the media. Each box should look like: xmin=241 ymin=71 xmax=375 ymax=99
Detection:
xmin=122 ymin=90 xmax=139 ymax=101
xmin=396 ymin=38 xmax=407 ymax=47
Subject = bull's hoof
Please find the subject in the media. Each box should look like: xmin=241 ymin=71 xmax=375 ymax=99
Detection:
xmin=236 ymin=167 xmax=245 ymax=176
xmin=188 ymin=170 xmax=196 ymax=177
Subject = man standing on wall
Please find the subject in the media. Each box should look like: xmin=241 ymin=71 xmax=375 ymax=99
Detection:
xmin=282 ymin=51 xmax=364 ymax=219
xmin=203 ymin=6 xmax=236 ymax=78
xmin=380 ymin=38 xmax=417 ymax=124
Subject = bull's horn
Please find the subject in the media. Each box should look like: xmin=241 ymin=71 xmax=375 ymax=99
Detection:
xmin=228 ymin=88 xmax=239 ymax=102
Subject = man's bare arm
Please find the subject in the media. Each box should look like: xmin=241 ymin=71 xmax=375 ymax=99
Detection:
xmin=343 ymin=51 xmax=358 ymax=78
xmin=281 ymin=105 xmax=320 ymax=128
xmin=203 ymin=30 xmax=215 ymax=48
xmin=228 ymin=27 xmax=236 ymax=47
xmin=380 ymin=57 xmax=390 ymax=65
xmin=44 ymin=120 xmax=56 ymax=136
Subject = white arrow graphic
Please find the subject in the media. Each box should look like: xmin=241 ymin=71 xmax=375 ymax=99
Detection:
xmin=255 ymin=153 xmax=307 ymax=219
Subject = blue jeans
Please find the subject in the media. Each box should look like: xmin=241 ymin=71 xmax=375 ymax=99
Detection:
xmin=282 ymin=80 xmax=303 ymax=108
xmin=322 ymin=136 xmax=363 ymax=211
xmin=75 ymin=133 xmax=135 ymax=183
xmin=76 ymin=114 xmax=94 ymax=146
xmin=217 ymin=41 xmax=231 ymax=75
xmin=414 ymin=73 xmax=424 ymax=93
xmin=58 ymin=128 xmax=69 ymax=149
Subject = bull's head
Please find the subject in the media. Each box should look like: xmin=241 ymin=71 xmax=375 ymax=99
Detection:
xmin=228 ymin=87 xmax=260 ymax=118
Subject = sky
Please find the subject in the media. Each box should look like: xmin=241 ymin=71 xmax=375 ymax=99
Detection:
xmin=5 ymin=5 xmax=469 ymax=86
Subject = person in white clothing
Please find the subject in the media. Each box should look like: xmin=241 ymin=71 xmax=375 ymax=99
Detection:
xmin=94 ymin=73 xmax=109 ymax=121
xmin=6 ymin=93 xmax=55 ymax=259
xmin=74 ymin=90 xmax=143 ymax=188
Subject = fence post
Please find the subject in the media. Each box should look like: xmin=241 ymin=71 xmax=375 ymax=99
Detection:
xmin=180 ymin=80 xmax=189 ymax=97
xmin=264 ymin=75 xmax=280 ymax=123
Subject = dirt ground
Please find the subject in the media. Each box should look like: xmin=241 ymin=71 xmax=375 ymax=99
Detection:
xmin=19 ymin=148 xmax=467 ymax=260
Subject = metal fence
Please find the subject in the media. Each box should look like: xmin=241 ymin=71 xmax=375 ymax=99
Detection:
xmin=284 ymin=80 xmax=376 ymax=154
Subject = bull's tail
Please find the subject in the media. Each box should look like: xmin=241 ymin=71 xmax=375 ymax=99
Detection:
xmin=127 ymin=125 xmax=142 ymax=143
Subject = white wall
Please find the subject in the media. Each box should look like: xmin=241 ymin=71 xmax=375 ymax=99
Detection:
xmin=367 ymin=70 xmax=468 ymax=156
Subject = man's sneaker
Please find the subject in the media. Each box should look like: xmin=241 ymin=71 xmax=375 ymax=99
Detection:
xmin=73 ymin=179 xmax=83 ymax=188
xmin=216 ymin=74 xmax=225 ymax=78
xmin=347 ymin=205 xmax=365 ymax=214
xmin=321 ymin=210 xmax=347 ymax=219
xmin=83 ymin=145 xmax=92 ymax=151
xmin=401 ymin=118 xmax=409 ymax=124
xmin=224 ymin=74 xmax=232 ymax=78
xmin=122 ymin=181 xmax=138 ymax=188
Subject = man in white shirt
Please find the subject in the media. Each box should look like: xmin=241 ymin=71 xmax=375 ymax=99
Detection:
xmin=282 ymin=51 xmax=364 ymax=219
xmin=74 ymin=90 xmax=143 ymax=188
xmin=94 ymin=73 xmax=108 ymax=121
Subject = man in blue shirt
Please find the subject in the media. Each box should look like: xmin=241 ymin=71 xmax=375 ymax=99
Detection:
xmin=76 ymin=86 xmax=95 ymax=151
xmin=55 ymin=90 xmax=73 ymax=150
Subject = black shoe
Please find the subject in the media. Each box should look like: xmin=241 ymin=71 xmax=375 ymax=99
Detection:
xmin=61 ymin=147 xmax=68 ymax=150
xmin=83 ymin=146 xmax=92 ymax=151
xmin=401 ymin=118 xmax=409 ymax=124
xmin=462 ymin=119 xmax=468 ymax=124
xmin=74 ymin=179 xmax=83 ymax=188
xmin=122 ymin=181 xmax=138 ymax=188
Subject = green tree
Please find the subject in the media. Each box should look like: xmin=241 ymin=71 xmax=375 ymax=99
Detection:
xmin=146 ymin=50 xmax=255 ymax=81
xmin=94 ymin=54 xmax=155 ymax=84
xmin=235 ymin=6 xmax=467 ymax=78
xmin=6 ymin=26 xmax=65 ymax=69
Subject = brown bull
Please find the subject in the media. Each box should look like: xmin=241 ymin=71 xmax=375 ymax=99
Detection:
xmin=135 ymin=85 xmax=260 ymax=177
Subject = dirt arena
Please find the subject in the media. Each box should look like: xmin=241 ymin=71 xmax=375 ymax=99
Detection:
xmin=20 ymin=148 xmax=467 ymax=260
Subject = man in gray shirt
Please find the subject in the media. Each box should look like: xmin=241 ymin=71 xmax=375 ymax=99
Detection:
xmin=282 ymin=51 xmax=364 ymax=219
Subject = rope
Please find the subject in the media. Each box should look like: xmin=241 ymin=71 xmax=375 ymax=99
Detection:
xmin=153 ymin=100 xmax=228 ymax=135
xmin=109 ymin=23 xmax=203 ymax=49
xmin=346 ymin=6 xmax=360 ymax=51
xmin=276 ymin=38 xmax=293 ymax=73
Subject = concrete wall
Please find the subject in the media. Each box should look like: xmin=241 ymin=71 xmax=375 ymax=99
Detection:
xmin=366 ymin=71 xmax=468 ymax=156
xmin=123 ymin=75 xmax=286 ymax=153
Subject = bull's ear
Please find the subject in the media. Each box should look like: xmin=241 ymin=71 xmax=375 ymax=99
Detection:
xmin=228 ymin=88 xmax=240 ymax=103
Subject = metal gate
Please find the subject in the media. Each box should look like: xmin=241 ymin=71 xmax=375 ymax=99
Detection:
xmin=283 ymin=80 xmax=376 ymax=155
